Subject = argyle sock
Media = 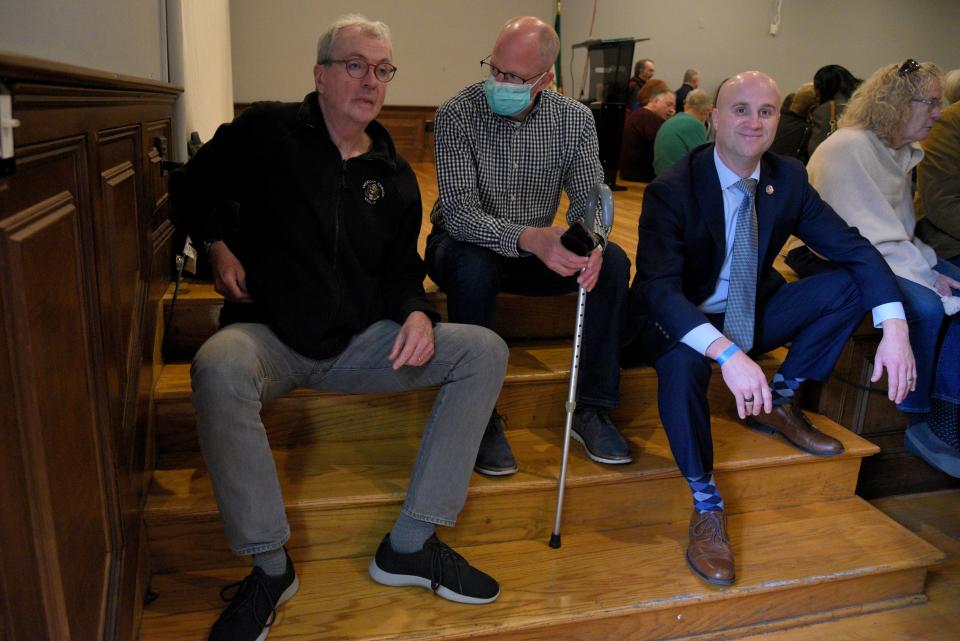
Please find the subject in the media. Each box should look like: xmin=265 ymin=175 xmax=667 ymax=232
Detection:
xmin=771 ymin=372 xmax=805 ymax=406
xmin=252 ymin=547 xmax=288 ymax=577
xmin=686 ymin=473 xmax=725 ymax=513
xmin=929 ymin=398 xmax=960 ymax=451
xmin=389 ymin=512 xmax=436 ymax=554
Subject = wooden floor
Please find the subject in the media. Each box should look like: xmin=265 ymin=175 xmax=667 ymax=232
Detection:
xmin=749 ymin=489 xmax=960 ymax=641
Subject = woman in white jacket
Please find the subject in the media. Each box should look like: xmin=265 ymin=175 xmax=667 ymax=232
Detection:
xmin=806 ymin=59 xmax=959 ymax=478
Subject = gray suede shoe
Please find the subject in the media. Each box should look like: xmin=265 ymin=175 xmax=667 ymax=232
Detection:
xmin=572 ymin=408 xmax=632 ymax=464
xmin=474 ymin=411 xmax=518 ymax=476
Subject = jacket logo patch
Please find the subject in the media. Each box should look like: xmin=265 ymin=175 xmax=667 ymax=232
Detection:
xmin=363 ymin=180 xmax=385 ymax=205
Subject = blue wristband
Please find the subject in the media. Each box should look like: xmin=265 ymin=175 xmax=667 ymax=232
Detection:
xmin=716 ymin=343 xmax=740 ymax=365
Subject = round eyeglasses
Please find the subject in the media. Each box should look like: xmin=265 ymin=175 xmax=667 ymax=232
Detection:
xmin=323 ymin=58 xmax=397 ymax=83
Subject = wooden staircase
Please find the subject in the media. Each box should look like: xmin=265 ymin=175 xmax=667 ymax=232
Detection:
xmin=140 ymin=282 xmax=944 ymax=641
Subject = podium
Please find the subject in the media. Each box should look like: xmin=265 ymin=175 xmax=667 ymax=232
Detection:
xmin=574 ymin=37 xmax=648 ymax=189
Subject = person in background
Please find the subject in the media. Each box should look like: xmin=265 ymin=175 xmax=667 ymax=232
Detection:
xmin=628 ymin=58 xmax=656 ymax=110
xmin=770 ymin=82 xmax=817 ymax=163
xmin=653 ymin=88 xmax=712 ymax=175
xmin=636 ymin=78 xmax=670 ymax=109
xmin=620 ymin=87 xmax=676 ymax=182
xmin=675 ymin=68 xmax=700 ymax=112
xmin=808 ymin=64 xmax=861 ymax=156
xmin=806 ymin=59 xmax=959 ymax=478
xmin=916 ymin=69 xmax=960 ymax=268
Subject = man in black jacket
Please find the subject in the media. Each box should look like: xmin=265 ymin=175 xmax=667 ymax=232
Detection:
xmin=177 ymin=15 xmax=508 ymax=641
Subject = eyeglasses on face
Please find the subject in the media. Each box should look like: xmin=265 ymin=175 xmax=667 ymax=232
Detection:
xmin=480 ymin=56 xmax=547 ymax=85
xmin=897 ymin=58 xmax=921 ymax=77
xmin=323 ymin=58 xmax=397 ymax=82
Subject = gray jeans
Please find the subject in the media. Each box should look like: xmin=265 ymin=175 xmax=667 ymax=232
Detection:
xmin=191 ymin=320 xmax=508 ymax=556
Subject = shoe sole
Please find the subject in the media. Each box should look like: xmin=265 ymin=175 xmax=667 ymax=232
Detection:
xmin=473 ymin=463 xmax=519 ymax=476
xmin=253 ymin=575 xmax=300 ymax=641
xmin=571 ymin=430 xmax=633 ymax=465
xmin=744 ymin=419 xmax=844 ymax=457
xmin=685 ymin=550 xmax=735 ymax=586
xmin=905 ymin=429 xmax=960 ymax=478
xmin=368 ymin=560 xmax=500 ymax=605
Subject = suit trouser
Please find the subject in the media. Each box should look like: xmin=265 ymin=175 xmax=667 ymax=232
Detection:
xmin=654 ymin=270 xmax=865 ymax=478
xmin=425 ymin=230 xmax=631 ymax=408
xmin=191 ymin=320 xmax=508 ymax=556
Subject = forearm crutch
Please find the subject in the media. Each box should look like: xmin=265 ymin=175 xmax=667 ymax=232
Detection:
xmin=549 ymin=183 xmax=614 ymax=549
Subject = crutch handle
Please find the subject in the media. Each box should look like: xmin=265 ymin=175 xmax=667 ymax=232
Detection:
xmin=582 ymin=183 xmax=615 ymax=235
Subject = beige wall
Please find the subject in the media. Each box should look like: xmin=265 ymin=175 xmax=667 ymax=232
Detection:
xmin=230 ymin=0 xmax=960 ymax=107
xmin=560 ymin=0 xmax=960 ymax=103
xmin=229 ymin=0 xmax=555 ymax=105
xmin=0 ymin=0 xmax=166 ymax=81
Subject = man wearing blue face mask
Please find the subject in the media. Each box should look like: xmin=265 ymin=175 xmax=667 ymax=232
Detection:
xmin=427 ymin=16 xmax=632 ymax=477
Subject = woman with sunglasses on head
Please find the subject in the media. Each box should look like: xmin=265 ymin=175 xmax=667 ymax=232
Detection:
xmin=802 ymin=60 xmax=959 ymax=478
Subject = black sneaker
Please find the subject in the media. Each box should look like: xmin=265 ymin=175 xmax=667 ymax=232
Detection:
xmin=474 ymin=410 xmax=518 ymax=476
xmin=208 ymin=550 xmax=299 ymax=641
xmin=571 ymin=407 xmax=632 ymax=464
xmin=368 ymin=533 xmax=500 ymax=604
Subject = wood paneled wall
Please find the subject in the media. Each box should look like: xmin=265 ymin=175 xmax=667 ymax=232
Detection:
xmin=235 ymin=102 xmax=437 ymax=163
xmin=0 ymin=53 xmax=179 ymax=641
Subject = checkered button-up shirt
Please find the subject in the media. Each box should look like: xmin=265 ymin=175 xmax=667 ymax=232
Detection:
xmin=430 ymin=83 xmax=605 ymax=257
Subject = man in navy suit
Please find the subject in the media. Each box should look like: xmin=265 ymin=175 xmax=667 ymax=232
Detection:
xmin=627 ymin=71 xmax=916 ymax=586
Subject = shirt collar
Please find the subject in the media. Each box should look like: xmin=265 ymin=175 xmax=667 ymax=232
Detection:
xmin=713 ymin=147 xmax=760 ymax=191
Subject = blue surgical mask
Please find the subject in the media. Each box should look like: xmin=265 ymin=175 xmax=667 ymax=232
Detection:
xmin=483 ymin=75 xmax=538 ymax=116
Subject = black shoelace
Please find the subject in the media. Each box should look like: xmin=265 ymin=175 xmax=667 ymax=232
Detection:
xmin=219 ymin=573 xmax=278 ymax=629
xmin=428 ymin=540 xmax=467 ymax=594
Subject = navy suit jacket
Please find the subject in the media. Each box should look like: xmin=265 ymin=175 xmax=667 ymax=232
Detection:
xmin=627 ymin=143 xmax=902 ymax=362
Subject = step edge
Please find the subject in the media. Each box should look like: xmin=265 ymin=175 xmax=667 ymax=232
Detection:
xmin=144 ymin=450 xmax=873 ymax=520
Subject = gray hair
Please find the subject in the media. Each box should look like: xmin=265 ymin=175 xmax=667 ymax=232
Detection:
xmin=684 ymin=89 xmax=712 ymax=112
xmin=945 ymin=69 xmax=960 ymax=104
xmin=683 ymin=68 xmax=699 ymax=83
xmin=316 ymin=14 xmax=392 ymax=64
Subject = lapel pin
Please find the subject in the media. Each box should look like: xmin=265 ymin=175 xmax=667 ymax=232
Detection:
xmin=765 ymin=184 xmax=774 ymax=195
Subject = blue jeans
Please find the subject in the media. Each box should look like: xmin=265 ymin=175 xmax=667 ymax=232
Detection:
xmin=191 ymin=320 xmax=508 ymax=556
xmin=425 ymin=230 xmax=630 ymax=408
xmin=897 ymin=260 xmax=960 ymax=412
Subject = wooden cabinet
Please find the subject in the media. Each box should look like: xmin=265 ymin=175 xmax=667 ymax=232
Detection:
xmin=0 ymin=53 xmax=179 ymax=641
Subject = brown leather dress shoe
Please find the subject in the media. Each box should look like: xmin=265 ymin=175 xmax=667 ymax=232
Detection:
xmin=686 ymin=510 xmax=735 ymax=586
xmin=746 ymin=401 xmax=844 ymax=456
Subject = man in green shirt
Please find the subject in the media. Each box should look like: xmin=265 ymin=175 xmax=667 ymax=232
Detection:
xmin=653 ymin=89 xmax=713 ymax=176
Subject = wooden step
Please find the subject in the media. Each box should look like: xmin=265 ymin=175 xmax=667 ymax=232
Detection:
xmin=145 ymin=411 xmax=877 ymax=573
xmin=162 ymin=280 xmax=578 ymax=360
xmin=140 ymin=498 xmax=943 ymax=641
xmin=153 ymin=342 xmax=789 ymax=454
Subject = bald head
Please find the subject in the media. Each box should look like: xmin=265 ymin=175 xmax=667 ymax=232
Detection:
xmin=494 ymin=16 xmax=559 ymax=71
xmin=715 ymin=71 xmax=780 ymax=111
xmin=711 ymin=71 xmax=782 ymax=176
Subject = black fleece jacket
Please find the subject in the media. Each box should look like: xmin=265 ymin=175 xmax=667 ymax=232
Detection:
xmin=175 ymin=92 xmax=438 ymax=360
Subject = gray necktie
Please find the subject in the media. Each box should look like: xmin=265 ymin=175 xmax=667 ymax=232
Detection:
xmin=723 ymin=178 xmax=759 ymax=352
